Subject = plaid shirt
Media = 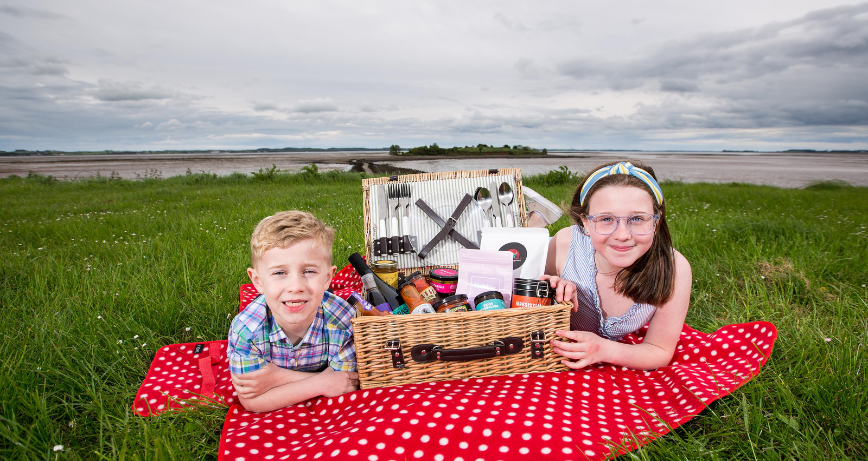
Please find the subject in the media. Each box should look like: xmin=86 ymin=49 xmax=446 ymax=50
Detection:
xmin=228 ymin=291 xmax=356 ymax=375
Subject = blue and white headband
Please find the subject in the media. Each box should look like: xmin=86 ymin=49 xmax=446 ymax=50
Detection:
xmin=579 ymin=162 xmax=664 ymax=206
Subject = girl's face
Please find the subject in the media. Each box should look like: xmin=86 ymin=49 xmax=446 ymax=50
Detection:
xmin=581 ymin=185 xmax=657 ymax=273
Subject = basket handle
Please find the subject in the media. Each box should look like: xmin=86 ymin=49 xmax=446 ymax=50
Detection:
xmin=411 ymin=337 xmax=523 ymax=363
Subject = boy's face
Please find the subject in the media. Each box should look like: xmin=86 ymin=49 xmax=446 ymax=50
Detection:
xmin=248 ymin=239 xmax=337 ymax=343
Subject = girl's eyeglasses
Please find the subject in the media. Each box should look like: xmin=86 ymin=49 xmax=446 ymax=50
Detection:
xmin=584 ymin=213 xmax=659 ymax=235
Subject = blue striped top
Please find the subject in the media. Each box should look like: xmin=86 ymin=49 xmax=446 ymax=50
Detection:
xmin=561 ymin=225 xmax=658 ymax=341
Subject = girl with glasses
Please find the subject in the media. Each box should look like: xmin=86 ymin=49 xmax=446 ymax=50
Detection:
xmin=543 ymin=160 xmax=693 ymax=371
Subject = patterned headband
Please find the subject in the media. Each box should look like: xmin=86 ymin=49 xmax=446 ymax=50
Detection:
xmin=579 ymin=162 xmax=664 ymax=206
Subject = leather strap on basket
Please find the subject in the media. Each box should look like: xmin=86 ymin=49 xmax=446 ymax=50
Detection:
xmin=385 ymin=339 xmax=405 ymax=369
xmin=411 ymin=337 xmax=524 ymax=363
xmin=198 ymin=341 xmax=222 ymax=398
xmin=415 ymin=198 xmax=480 ymax=250
xmin=417 ymin=193 xmax=473 ymax=259
xmin=530 ymin=331 xmax=546 ymax=359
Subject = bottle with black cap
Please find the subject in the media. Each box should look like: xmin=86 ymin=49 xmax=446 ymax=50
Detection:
xmin=348 ymin=252 xmax=406 ymax=313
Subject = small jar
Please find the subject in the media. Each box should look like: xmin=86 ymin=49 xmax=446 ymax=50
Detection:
xmin=511 ymin=278 xmax=553 ymax=308
xmin=432 ymin=294 xmax=472 ymax=313
xmin=406 ymin=271 xmax=440 ymax=304
xmin=428 ymin=268 xmax=458 ymax=298
xmin=398 ymin=280 xmax=436 ymax=314
xmin=473 ymin=291 xmax=506 ymax=311
xmin=371 ymin=259 xmax=399 ymax=289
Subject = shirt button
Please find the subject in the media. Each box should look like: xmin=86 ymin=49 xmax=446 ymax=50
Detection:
xmin=290 ymin=359 xmax=296 ymax=365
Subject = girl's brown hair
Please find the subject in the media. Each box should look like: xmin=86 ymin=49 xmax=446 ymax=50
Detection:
xmin=568 ymin=160 xmax=675 ymax=306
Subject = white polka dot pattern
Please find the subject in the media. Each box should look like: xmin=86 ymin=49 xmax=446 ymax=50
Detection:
xmin=215 ymin=321 xmax=778 ymax=461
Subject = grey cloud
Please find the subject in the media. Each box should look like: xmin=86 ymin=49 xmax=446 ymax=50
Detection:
xmin=494 ymin=13 xmax=529 ymax=32
xmin=660 ymin=80 xmax=699 ymax=93
xmin=92 ymin=79 xmax=178 ymax=102
xmin=0 ymin=4 xmax=69 ymax=20
xmin=292 ymin=98 xmax=338 ymax=113
xmin=557 ymin=2 xmax=868 ymax=127
xmin=251 ymin=101 xmax=280 ymax=112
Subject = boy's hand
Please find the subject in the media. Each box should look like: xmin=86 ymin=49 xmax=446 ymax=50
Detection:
xmin=540 ymin=275 xmax=579 ymax=311
xmin=231 ymin=363 xmax=287 ymax=399
xmin=317 ymin=368 xmax=359 ymax=397
xmin=551 ymin=330 xmax=609 ymax=369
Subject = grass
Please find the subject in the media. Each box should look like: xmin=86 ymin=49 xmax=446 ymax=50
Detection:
xmin=1 ymin=168 xmax=866 ymax=460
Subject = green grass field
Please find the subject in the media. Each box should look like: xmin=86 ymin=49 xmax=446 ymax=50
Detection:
xmin=1 ymin=168 xmax=866 ymax=460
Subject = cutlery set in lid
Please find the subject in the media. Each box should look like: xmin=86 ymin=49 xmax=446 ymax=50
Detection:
xmin=362 ymin=169 xmax=527 ymax=271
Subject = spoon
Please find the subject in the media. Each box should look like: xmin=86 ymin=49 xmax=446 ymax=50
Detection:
xmin=497 ymin=182 xmax=515 ymax=227
xmin=474 ymin=187 xmax=493 ymax=227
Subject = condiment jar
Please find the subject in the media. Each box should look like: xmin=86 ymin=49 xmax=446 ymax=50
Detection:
xmin=405 ymin=271 xmax=440 ymax=304
xmin=511 ymin=278 xmax=553 ymax=308
xmin=473 ymin=291 xmax=506 ymax=311
xmin=428 ymin=268 xmax=458 ymax=298
xmin=371 ymin=259 xmax=399 ymax=289
xmin=432 ymin=294 xmax=472 ymax=313
xmin=398 ymin=280 xmax=436 ymax=314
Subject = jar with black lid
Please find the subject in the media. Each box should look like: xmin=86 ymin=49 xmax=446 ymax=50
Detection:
xmin=473 ymin=291 xmax=506 ymax=311
xmin=428 ymin=267 xmax=458 ymax=298
xmin=432 ymin=294 xmax=472 ymax=313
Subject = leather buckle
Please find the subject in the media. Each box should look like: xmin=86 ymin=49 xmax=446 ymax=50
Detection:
xmin=384 ymin=339 xmax=405 ymax=369
xmin=530 ymin=331 xmax=546 ymax=359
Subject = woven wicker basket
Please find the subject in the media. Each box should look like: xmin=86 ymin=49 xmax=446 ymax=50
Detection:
xmin=362 ymin=169 xmax=527 ymax=275
xmin=352 ymin=303 xmax=571 ymax=389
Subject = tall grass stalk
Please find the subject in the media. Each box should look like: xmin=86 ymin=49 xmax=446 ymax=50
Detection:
xmin=0 ymin=170 xmax=866 ymax=459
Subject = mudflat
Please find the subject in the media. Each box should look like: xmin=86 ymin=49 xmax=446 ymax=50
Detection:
xmin=2 ymin=150 xmax=866 ymax=188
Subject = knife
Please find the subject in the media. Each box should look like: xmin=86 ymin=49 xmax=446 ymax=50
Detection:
xmin=378 ymin=184 xmax=389 ymax=255
xmin=489 ymin=180 xmax=501 ymax=227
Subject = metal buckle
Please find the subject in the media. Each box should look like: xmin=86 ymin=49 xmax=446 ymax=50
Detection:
xmin=385 ymin=339 xmax=401 ymax=350
xmin=531 ymin=331 xmax=546 ymax=342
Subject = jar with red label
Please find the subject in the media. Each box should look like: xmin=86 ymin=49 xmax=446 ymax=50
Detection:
xmin=428 ymin=267 xmax=458 ymax=298
xmin=405 ymin=271 xmax=440 ymax=304
xmin=510 ymin=278 xmax=553 ymax=308
xmin=432 ymin=294 xmax=472 ymax=313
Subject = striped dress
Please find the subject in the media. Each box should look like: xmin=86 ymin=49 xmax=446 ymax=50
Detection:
xmin=561 ymin=225 xmax=658 ymax=341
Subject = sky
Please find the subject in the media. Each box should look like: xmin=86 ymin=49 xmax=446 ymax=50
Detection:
xmin=1 ymin=0 xmax=867 ymax=152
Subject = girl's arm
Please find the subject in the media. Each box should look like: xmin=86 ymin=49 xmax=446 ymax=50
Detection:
xmin=551 ymin=250 xmax=692 ymax=371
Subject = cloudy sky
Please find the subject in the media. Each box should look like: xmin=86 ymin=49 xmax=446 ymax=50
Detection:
xmin=1 ymin=0 xmax=867 ymax=151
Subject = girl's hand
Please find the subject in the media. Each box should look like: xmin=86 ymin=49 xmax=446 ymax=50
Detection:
xmin=540 ymin=275 xmax=579 ymax=312
xmin=551 ymin=330 xmax=609 ymax=369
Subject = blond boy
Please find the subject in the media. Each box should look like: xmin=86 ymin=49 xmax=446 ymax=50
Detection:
xmin=228 ymin=211 xmax=358 ymax=413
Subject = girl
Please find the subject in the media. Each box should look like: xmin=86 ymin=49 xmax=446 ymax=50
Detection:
xmin=543 ymin=160 xmax=692 ymax=371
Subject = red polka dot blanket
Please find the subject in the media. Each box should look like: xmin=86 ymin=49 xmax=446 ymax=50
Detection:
xmin=216 ymin=322 xmax=776 ymax=461
xmin=133 ymin=264 xmax=777 ymax=459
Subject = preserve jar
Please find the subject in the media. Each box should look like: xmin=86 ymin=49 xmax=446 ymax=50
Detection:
xmin=405 ymin=271 xmax=440 ymax=304
xmin=428 ymin=267 xmax=458 ymax=297
xmin=473 ymin=291 xmax=506 ymax=311
xmin=371 ymin=259 xmax=399 ymax=289
xmin=432 ymin=294 xmax=472 ymax=313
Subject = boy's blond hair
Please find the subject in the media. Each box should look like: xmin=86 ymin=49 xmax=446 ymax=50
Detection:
xmin=250 ymin=211 xmax=335 ymax=266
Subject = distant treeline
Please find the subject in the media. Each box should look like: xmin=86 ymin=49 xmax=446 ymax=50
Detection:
xmin=391 ymin=143 xmax=547 ymax=156
xmin=0 ymin=147 xmax=389 ymax=156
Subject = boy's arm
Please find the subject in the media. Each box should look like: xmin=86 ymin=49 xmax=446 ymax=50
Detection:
xmin=231 ymin=362 xmax=317 ymax=399
xmin=235 ymin=368 xmax=359 ymax=413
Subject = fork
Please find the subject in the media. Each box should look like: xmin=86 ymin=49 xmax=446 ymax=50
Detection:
xmin=399 ymin=184 xmax=412 ymax=253
xmin=387 ymin=184 xmax=400 ymax=254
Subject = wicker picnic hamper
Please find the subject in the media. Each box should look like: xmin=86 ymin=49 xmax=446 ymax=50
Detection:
xmin=354 ymin=169 xmax=569 ymax=389
xmin=352 ymin=303 xmax=572 ymax=389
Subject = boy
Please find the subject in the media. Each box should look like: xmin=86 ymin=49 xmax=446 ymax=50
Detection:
xmin=228 ymin=211 xmax=358 ymax=413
